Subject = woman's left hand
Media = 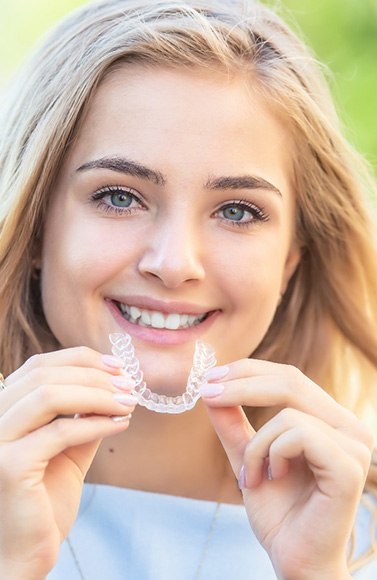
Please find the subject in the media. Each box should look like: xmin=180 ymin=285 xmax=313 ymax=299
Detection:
xmin=200 ymin=360 xmax=374 ymax=580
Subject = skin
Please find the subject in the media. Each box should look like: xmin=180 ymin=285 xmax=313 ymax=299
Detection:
xmin=0 ymin=67 xmax=372 ymax=579
xmin=40 ymin=67 xmax=299 ymax=391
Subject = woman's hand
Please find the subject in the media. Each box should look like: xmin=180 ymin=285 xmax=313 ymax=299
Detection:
xmin=200 ymin=360 xmax=374 ymax=580
xmin=0 ymin=347 xmax=136 ymax=579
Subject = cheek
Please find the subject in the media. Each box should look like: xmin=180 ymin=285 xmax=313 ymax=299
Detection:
xmin=210 ymin=235 xmax=289 ymax=360
xmin=42 ymin=210 xmax=138 ymax=291
xmin=212 ymin=232 xmax=288 ymax=298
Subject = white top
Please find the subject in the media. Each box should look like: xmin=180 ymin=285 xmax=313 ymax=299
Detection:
xmin=48 ymin=484 xmax=377 ymax=579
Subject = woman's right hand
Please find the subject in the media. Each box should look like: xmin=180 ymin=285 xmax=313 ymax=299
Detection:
xmin=0 ymin=346 xmax=136 ymax=580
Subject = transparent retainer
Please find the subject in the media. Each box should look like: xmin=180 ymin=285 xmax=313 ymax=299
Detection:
xmin=109 ymin=333 xmax=216 ymax=414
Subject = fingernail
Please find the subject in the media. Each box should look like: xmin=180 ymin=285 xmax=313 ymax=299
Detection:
xmin=111 ymin=375 xmax=135 ymax=390
xmin=111 ymin=413 xmax=132 ymax=422
xmin=204 ymin=365 xmax=230 ymax=382
xmin=199 ymin=383 xmax=224 ymax=398
xmin=238 ymin=465 xmax=247 ymax=490
xmin=267 ymin=463 xmax=273 ymax=481
xmin=102 ymin=354 xmax=124 ymax=369
xmin=113 ymin=393 xmax=138 ymax=406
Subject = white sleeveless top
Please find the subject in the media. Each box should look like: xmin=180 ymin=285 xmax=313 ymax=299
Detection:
xmin=47 ymin=484 xmax=377 ymax=579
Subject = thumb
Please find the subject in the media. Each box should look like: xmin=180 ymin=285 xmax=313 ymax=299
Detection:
xmin=65 ymin=439 xmax=102 ymax=479
xmin=205 ymin=403 xmax=255 ymax=476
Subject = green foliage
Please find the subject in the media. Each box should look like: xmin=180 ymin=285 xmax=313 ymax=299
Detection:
xmin=266 ymin=0 xmax=377 ymax=169
xmin=1 ymin=0 xmax=376 ymax=169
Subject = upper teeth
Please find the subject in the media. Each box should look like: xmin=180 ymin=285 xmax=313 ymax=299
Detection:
xmin=118 ymin=303 xmax=207 ymax=330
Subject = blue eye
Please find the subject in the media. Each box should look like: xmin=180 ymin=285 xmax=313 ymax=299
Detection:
xmin=217 ymin=200 xmax=269 ymax=226
xmin=110 ymin=191 xmax=133 ymax=208
xmin=222 ymin=206 xmax=248 ymax=221
xmin=90 ymin=185 xmax=145 ymax=216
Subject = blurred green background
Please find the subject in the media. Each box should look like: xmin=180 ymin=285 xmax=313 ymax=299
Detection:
xmin=1 ymin=0 xmax=376 ymax=170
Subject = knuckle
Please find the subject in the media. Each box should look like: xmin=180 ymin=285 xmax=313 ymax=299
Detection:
xmin=49 ymin=417 xmax=71 ymax=440
xmin=35 ymin=384 xmax=57 ymax=409
xmin=236 ymin=358 xmax=255 ymax=375
xmin=23 ymin=352 xmax=49 ymax=371
xmin=278 ymin=364 xmax=304 ymax=405
xmin=76 ymin=345 xmax=96 ymax=361
xmin=277 ymin=407 xmax=299 ymax=426
xmin=358 ymin=423 xmax=375 ymax=450
xmin=358 ymin=443 xmax=374 ymax=473
xmin=345 ymin=460 xmax=365 ymax=491
xmin=284 ymin=364 xmax=303 ymax=388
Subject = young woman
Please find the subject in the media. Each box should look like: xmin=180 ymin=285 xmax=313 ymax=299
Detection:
xmin=0 ymin=1 xmax=376 ymax=578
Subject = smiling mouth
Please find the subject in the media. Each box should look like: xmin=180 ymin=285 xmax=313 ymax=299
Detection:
xmin=115 ymin=301 xmax=211 ymax=330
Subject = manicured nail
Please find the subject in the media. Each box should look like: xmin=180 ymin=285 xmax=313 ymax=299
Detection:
xmin=113 ymin=393 xmax=138 ymax=406
xmin=199 ymin=383 xmax=224 ymax=398
xmin=204 ymin=365 xmax=230 ymax=382
xmin=238 ymin=465 xmax=247 ymax=490
xmin=111 ymin=413 xmax=132 ymax=422
xmin=102 ymin=354 xmax=124 ymax=369
xmin=111 ymin=375 xmax=135 ymax=390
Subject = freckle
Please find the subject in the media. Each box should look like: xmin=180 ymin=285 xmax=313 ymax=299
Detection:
xmin=108 ymin=448 xmax=114 ymax=453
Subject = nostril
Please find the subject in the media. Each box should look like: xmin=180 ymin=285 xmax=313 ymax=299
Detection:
xmin=138 ymin=256 xmax=205 ymax=287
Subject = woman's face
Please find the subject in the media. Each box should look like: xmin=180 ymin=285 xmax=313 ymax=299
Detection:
xmin=41 ymin=66 xmax=300 ymax=393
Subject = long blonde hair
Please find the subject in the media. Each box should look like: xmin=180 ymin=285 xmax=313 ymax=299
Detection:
xmin=0 ymin=0 xmax=376 ymax=547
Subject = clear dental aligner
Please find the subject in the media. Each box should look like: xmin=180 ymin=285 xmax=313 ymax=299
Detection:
xmin=109 ymin=333 xmax=216 ymax=414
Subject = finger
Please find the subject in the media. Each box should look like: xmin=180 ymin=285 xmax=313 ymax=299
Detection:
xmin=5 ymin=346 xmax=125 ymax=386
xmin=202 ymin=362 xmax=367 ymax=441
xmin=205 ymin=404 xmax=255 ymax=478
xmin=0 ymin=385 xmax=138 ymax=441
xmin=0 ymin=366 xmax=135 ymax=415
xmin=266 ymin=427 xmax=366 ymax=499
xmin=242 ymin=408 xmax=371 ymax=488
xmin=0 ymin=415 xmax=131 ymax=486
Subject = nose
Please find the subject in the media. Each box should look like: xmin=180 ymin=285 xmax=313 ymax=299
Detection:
xmin=137 ymin=217 xmax=205 ymax=288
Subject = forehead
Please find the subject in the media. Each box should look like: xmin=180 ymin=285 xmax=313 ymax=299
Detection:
xmin=66 ymin=65 xmax=293 ymax=191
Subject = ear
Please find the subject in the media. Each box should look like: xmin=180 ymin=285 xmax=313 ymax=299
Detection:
xmin=280 ymin=243 xmax=301 ymax=296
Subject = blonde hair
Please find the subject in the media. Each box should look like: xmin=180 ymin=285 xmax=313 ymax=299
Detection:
xmin=0 ymin=0 xmax=376 ymax=564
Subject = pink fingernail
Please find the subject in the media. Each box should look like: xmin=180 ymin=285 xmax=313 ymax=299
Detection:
xmin=102 ymin=354 xmax=124 ymax=369
xmin=238 ymin=465 xmax=247 ymax=490
xmin=204 ymin=365 xmax=230 ymax=381
xmin=266 ymin=460 xmax=273 ymax=481
xmin=199 ymin=383 xmax=224 ymax=398
xmin=113 ymin=393 xmax=138 ymax=406
xmin=111 ymin=414 xmax=132 ymax=423
xmin=111 ymin=376 xmax=135 ymax=390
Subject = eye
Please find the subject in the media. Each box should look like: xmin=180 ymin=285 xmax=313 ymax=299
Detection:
xmin=109 ymin=190 xmax=134 ymax=208
xmin=90 ymin=185 xmax=145 ymax=215
xmin=222 ymin=205 xmax=249 ymax=222
xmin=216 ymin=200 xmax=269 ymax=227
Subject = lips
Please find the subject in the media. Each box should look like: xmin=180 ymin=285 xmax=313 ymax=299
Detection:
xmin=116 ymin=301 xmax=209 ymax=330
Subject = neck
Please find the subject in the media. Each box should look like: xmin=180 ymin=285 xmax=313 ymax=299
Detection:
xmin=87 ymin=400 xmax=242 ymax=504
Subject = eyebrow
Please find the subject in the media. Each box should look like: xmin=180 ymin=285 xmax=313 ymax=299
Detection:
xmin=205 ymin=175 xmax=282 ymax=197
xmin=76 ymin=156 xmax=166 ymax=186
xmin=76 ymin=155 xmax=282 ymax=197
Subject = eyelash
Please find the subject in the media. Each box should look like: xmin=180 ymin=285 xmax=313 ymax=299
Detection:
xmin=215 ymin=199 xmax=269 ymax=228
xmin=90 ymin=186 xmax=269 ymax=227
xmin=90 ymin=185 xmax=145 ymax=215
